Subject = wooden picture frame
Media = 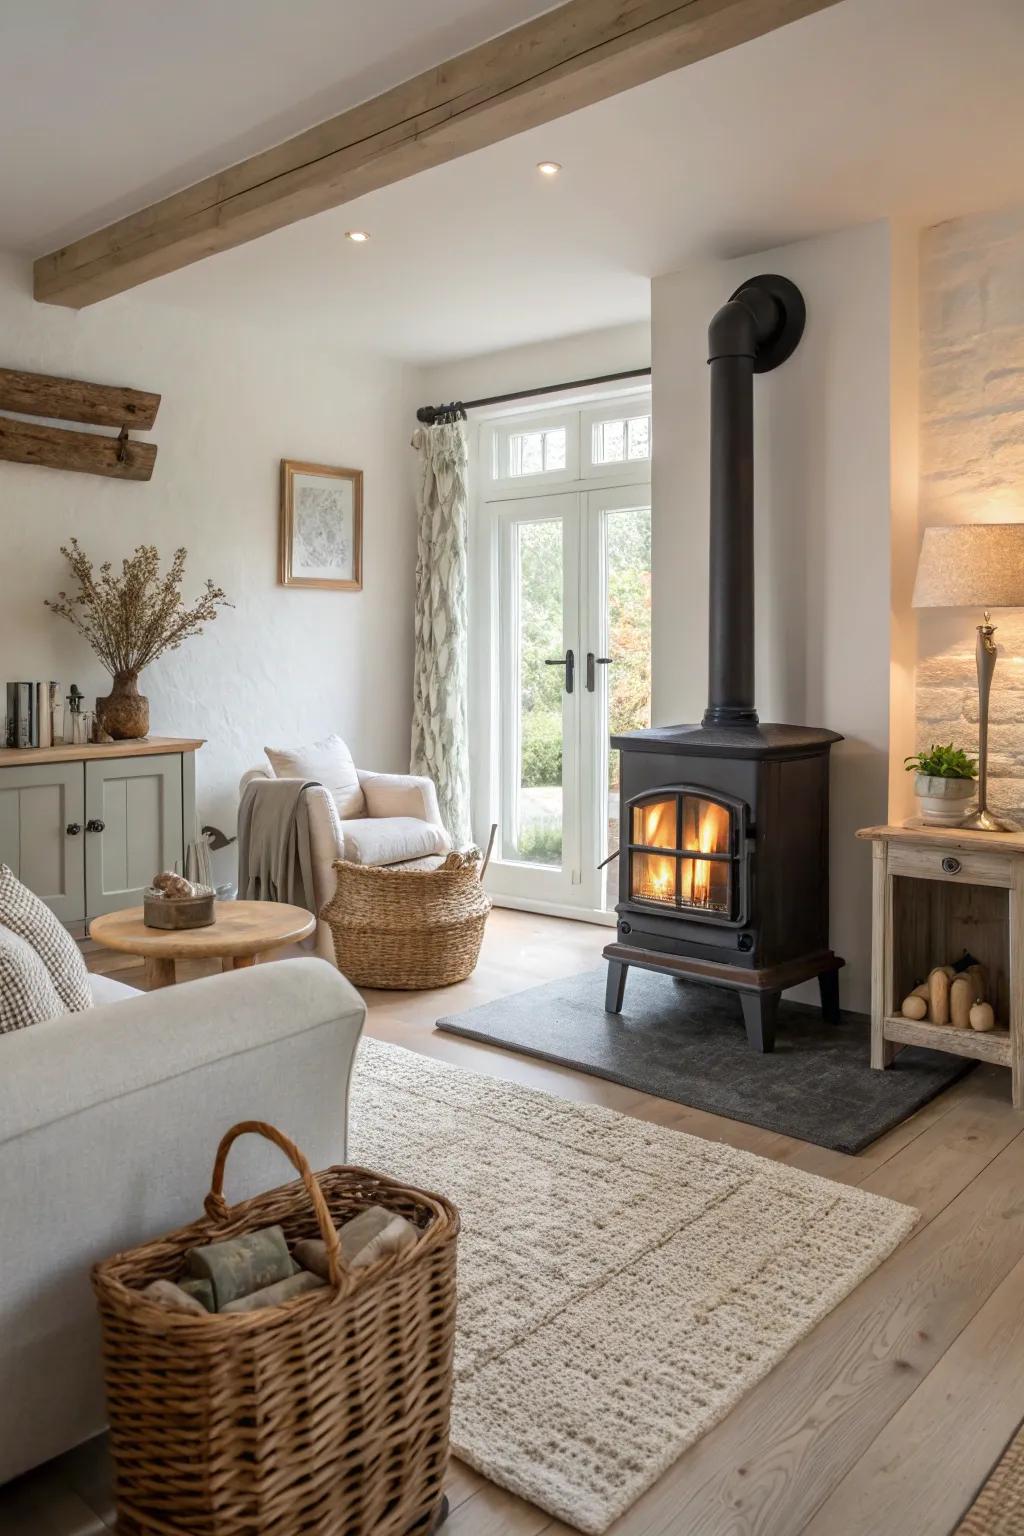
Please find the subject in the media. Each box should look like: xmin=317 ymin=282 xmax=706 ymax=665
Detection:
xmin=280 ymin=459 xmax=363 ymax=590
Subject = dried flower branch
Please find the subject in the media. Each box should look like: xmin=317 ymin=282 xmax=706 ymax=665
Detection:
xmin=45 ymin=539 xmax=231 ymax=676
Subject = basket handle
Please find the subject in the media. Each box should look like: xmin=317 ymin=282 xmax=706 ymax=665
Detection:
xmin=203 ymin=1120 xmax=345 ymax=1289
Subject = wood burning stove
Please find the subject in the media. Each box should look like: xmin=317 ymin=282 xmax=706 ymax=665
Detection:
xmin=603 ymin=275 xmax=844 ymax=1052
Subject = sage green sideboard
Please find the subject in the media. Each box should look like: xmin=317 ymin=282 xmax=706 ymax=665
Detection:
xmin=0 ymin=737 xmax=203 ymax=933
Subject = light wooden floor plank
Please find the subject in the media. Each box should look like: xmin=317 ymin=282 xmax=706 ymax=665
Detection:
xmin=445 ymin=1457 xmax=487 ymax=1513
xmin=443 ymin=1479 xmax=551 ymax=1536
xmin=800 ymin=1249 xmax=1024 ymax=1536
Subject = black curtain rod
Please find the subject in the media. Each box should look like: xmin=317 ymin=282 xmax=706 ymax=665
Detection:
xmin=415 ymin=366 xmax=651 ymax=425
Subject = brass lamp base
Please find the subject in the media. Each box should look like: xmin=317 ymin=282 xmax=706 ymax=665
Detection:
xmin=960 ymin=806 xmax=1022 ymax=833
xmin=959 ymin=613 xmax=1022 ymax=834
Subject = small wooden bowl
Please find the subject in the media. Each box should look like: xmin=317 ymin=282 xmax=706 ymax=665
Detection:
xmin=143 ymin=890 xmax=216 ymax=930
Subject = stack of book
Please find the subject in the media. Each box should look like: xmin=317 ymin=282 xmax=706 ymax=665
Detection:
xmin=4 ymin=682 xmax=63 ymax=749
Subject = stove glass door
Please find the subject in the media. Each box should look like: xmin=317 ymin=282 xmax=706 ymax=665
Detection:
xmin=628 ymin=791 xmax=736 ymax=918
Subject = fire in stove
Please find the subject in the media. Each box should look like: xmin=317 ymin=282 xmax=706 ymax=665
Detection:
xmin=629 ymin=794 xmax=732 ymax=914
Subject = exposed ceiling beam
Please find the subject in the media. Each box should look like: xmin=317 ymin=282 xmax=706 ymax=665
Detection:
xmin=34 ymin=0 xmax=842 ymax=309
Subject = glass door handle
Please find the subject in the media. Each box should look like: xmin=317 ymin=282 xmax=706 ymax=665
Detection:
xmin=585 ymin=653 xmax=614 ymax=692
xmin=544 ymin=649 xmax=575 ymax=694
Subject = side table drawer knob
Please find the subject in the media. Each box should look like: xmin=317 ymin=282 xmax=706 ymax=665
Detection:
xmin=942 ymin=856 xmax=962 ymax=874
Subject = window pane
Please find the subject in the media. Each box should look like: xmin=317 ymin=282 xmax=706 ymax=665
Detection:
xmin=509 ymin=519 xmax=563 ymax=867
xmin=627 ymin=415 xmax=650 ymax=460
xmin=595 ymin=419 xmax=625 ymax=464
xmin=544 ymin=427 xmax=566 ymax=471
xmin=508 ymin=431 xmax=544 ymax=476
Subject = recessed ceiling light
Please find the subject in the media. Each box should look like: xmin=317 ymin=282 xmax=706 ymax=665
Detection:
xmin=536 ymin=161 xmax=562 ymax=177
xmin=345 ymin=229 xmax=370 ymax=242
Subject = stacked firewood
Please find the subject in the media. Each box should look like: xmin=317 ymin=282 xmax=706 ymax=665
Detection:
xmin=900 ymin=952 xmax=996 ymax=1032
xmin=138 ymin=1206 xmax=419 ymax=1316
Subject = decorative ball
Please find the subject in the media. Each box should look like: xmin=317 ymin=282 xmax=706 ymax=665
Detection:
xmin=969 ymin=1001 xmax=996 ymax=1033
xmin=151 ymin=870 xmax=195 ymax=899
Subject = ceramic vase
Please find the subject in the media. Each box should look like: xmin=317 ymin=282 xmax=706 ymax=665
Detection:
xmin=96 ymin=670 xmax=149 ymax=740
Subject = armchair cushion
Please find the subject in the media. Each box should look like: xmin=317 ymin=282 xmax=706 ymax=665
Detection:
xmin=339 ymin=817 xmax=450 ymax=867
xmin=264 ymin=734 xmax=365 ymax=819
xmin=358 ymin=770 xmax=446 ymax=829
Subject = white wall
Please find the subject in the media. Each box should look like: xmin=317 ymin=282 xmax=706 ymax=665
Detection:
xmin=915 ymin=203 xmax=1024 ymax=818
xmin=652 ymin=223 xmax=916 ymax=1010
xmin=0 ymin=253 xmax=416 ymax=885
xmin=416 ymin=321 xmax=650 ymax=412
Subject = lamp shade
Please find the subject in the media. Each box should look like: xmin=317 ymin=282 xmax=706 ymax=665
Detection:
xmin=912 ymin=523 xmax=1024 ymax=609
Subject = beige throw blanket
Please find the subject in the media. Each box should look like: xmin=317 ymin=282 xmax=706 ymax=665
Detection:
xmin=236 ymin=778 xmax=320 ymax=914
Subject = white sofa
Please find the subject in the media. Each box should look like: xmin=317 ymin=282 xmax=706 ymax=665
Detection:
xmin=241 ymin=762 xmax=452 ymax=960
xmin=0 ymin=957 xmax=365 ymax=1484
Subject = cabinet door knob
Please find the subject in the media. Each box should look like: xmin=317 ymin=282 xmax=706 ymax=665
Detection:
xmin=942 ymin=855 xmax=962 ymax=874
xmin=66 ymin=823 xmax=81 ymax=836
xmin=86 ymin=819 xmax=105 ymax=834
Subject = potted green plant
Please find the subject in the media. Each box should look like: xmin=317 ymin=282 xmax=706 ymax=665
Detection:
xmin=904 ymin=743 xmax=978 ymax=826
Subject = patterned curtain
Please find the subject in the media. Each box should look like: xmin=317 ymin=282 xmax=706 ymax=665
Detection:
xmin=410 ymin=422 xmax=472 ymax=846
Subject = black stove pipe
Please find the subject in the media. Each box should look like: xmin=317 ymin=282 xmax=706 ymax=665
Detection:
xmin=702 ymin=274 xmax=806 ymax=729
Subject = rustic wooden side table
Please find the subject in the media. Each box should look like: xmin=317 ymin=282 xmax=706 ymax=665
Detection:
xmin=89 ymin=900 xmax=316 ymax=988
xmin=857 ymin=823 xmax=1024 ymax=1108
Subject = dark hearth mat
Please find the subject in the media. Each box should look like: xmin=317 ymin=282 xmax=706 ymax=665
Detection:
xmin=436 ymin=968 xmax=972 ymax=1153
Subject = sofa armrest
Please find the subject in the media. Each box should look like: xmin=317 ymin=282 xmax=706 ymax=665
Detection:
xmin=0 ymin=958 xmax=364 ymax=1145
xmin=358 ymin=770 xmax=447 ymax=831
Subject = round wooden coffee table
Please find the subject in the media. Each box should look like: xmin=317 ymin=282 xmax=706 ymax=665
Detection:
xmin=89 ymin=901 xmax=316 ymax=989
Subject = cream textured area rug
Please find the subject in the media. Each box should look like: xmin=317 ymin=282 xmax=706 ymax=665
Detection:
xmin=348 ymin=1038 xmax=918 ymax=1534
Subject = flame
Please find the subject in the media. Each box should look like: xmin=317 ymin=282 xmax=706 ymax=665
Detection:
xmin=681 ymin=800 xmax=729 ymax=906
xmin=635 ymin=799 xmax=675 ymax=848
xmin=649 ymin=855 xmax=675 ymax=897
xmin=631 ymin=796 xmax=730 ymax=910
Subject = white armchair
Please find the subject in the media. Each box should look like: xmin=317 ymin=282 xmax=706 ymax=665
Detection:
xmin=241 ymin=736 xmax=451 ymax=961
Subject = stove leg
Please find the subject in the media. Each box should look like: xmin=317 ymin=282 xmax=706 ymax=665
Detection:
xmin=605 ymin=960 xmax=628 ymax=1014
xmin=740 ymin=990 xmax=779 ymax=1053
xmin=818 ymin=968 xmax=841 ymax=1025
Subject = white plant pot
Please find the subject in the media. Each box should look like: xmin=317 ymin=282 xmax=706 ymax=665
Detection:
xmin=914 ymin=773 xmax=976 ymax=827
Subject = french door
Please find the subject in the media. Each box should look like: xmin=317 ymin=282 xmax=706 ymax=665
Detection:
xmin=488 ymin=484 xmax=652 ymax=918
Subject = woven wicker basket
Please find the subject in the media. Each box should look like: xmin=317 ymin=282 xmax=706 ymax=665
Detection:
xmin=323 ymin=851 xmax=492 ymax=990
xmin=92 ymin=1121 xmax=459 ymax=1536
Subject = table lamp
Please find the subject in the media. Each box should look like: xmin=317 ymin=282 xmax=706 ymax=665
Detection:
xmin=913 ymin=523 xmax=1024 ymax=832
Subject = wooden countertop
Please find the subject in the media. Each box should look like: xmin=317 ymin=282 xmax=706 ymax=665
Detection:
xmin=0 ymin=736 xmax=205 ymax=768
xmin=857 ymin=822 xmax=1024 ymax=854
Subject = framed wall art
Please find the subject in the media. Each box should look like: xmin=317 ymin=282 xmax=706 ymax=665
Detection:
xmin=280 ymin=459 xmax=363 ymax=590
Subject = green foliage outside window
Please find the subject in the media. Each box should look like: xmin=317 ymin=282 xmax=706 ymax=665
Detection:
xmin=516 ymin=511 xmax=652 ymax=789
